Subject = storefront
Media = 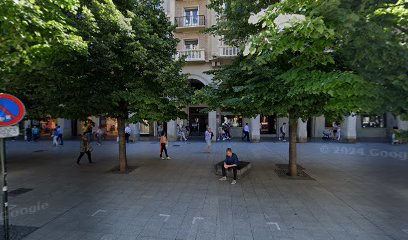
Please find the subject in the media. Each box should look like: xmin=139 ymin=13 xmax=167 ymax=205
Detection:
xmin=220 ymin=113 xmax=243 ymax=138
xmin=102 ymin=117 xmax=118 ymax=137
xmin=29 ymin=118 xmax=57 ymax=136
xmin=188 ymin=107 xmax=208 ymax=136
xmin=260 ymin=115 xmax=277 ymax=135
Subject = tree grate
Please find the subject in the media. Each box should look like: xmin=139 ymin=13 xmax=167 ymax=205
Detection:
xmin=0 ymin=225 xmax=39 ymax=240
xmin=274 ymin=164 xmax=315 ymax=180
xmin=106 ymin=165 xmax=138 ymax=174
xmin=33 ymin=150 xmax=47 ymax=153
xmin=9 ymin=188 xmax=33 ymax=197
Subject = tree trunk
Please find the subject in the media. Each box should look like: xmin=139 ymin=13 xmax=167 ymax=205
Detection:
xmin=288 ymin=116 xmax=298 ymax=177
xmin=117 ymin=117 xmax=128 ymax=173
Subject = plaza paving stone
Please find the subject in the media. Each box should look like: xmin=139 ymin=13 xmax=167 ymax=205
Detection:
xmin=0 ymin=139 xmax=407 ymax=240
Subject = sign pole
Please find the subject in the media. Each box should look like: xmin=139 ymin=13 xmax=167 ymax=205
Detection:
xmin=0 ymin=138 xmax=9 ymax=240
xmin=0 ymin=93 xmax=25 ymax=240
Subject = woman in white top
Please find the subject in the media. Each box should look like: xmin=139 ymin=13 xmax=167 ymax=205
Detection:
xmin=336 ymin=124 xmax=341 ymax=141
xmin=205 ymin=128 xmax=213 ymax=153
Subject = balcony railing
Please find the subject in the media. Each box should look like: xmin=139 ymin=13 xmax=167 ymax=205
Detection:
xmin=176 ymin=49 xmax=205 ymax=61
xmin=175 ymin=15 xmax=206 ymax=28
xmin=219 ymin=46 xmax=240 ymax=57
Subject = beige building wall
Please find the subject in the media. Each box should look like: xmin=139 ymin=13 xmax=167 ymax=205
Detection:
xmin=174 ymin=0 xmax=208 ymax=18
xmin=163 ymin=1 xmax=397 ymax=141
xmin=164 ymin=0 xmax=234 ymax=69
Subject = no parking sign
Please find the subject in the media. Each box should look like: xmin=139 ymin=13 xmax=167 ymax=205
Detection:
xmin=0 ymin=94 xmax=25 ymax=137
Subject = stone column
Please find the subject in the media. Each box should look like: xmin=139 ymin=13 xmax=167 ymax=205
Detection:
xmin=57 ymin=118 xmax=72 ymax=138
xmin=23 ymin=120 xmax=30 ymax=139
xmin=153 ymin=121 xmax=158 ymax=137
xmin=167 ymin=120 xmax=177 ymax=141
xmin=168 ymin=0 xmax=175 ymax=24
xmin=208 ymin=111 xmax=217 ymax=142
xmin=130 ymin=123 xmax=140 ymax=142
xmin=343 ymin=115 xmax=357 ymax=143
xmin=249 ymin=115 xmax=261 ymax=143
xmin=297 ymin=118 xmax=308 ymax=143
xmin=397 ymin=116 xmax=408 ymax=130
xmin=313 ymin=116 xmax=325 ymax=138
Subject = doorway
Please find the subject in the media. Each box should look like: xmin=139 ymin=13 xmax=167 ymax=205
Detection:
xmin=188 ymin=107 xmax=208 ymax=136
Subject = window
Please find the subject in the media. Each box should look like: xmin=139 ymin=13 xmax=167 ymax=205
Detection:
xmin=361 ymin=114 xmax=386 ymax=128
xmin=184 ymin=8 xmax=199 ymax=26
xmin=184 ymin=39 xmax=198 ymax=50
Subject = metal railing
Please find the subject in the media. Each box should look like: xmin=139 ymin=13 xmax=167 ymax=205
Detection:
xmin=176 ymin=49 xmax=205 ymax=61
xmin=175 ymin=15 xmax=206 ymax=27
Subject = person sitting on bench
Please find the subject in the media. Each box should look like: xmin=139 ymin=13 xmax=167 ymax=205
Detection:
xmin=219 ymin=148 xmax=239 ymax=185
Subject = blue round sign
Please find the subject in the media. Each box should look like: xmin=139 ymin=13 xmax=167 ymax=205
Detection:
xmin=0 ymin=94 xmax=26 ymax=127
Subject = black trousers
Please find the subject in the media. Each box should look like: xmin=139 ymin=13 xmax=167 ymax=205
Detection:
xmin=160 ymin=143 xmax=168 ymax=158
xmin=280 ymin=131 xmax=285 ymax=140
xmin=125 ymin=133 xmax=130 ymax=143
xmin=57 ymin=134 xmax=63 ymax=145
xmin=222 ymin=165 xmax=237 ymax=180
xmin=242 ymin=131 xmax=249 ymax=141
xmin=77 ymin=151 xmax=92 ymax=163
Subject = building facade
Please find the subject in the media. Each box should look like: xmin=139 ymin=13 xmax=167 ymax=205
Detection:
xmin=22 ymin=0 xmax=408 ymax=142
xmin=161 ymin=0 xmax=408 ymax=142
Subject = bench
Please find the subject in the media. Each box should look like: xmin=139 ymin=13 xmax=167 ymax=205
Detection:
xmin=214 ymin=161 xmax=252 ymax=179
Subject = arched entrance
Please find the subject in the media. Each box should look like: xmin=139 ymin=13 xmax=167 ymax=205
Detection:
xmin=190 ymin=78 xmax=205 ymax=90
xmin=188 ymin=79 xmax=207 ymax=136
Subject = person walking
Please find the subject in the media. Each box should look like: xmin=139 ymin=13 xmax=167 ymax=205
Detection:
xmin=84 ymin=120 xmax=93 ymax=142
xmin=25 ymin=125 xmax=32 ymax=142
xmin=279 ymin=122 xmax=287 ymax=141
xmin=217 ymin=126 xmax=223 ymax=141
xmin=336 ymin=124 xmax=341 ymax=141
xmin=224 ymin=123 xmax=231 ymax=140
xmin=32 ymin=126 xmax=40 ymax=141
xmin=125 ymin=125 xmax=132 ymax=143
xmin=177 ymin=124 xmax=181 ymax=140
xmin=96 ymin=127 xmax=103 ymax=145
xmin=332 ymin=122 xmax=338 ymax=140
xmin=76 ymin=133 xmax=93 ymax=165
xmin=160 ymin=132 xmax=171 ymax=160
xmin=157 ymin=125 xmax=163 ymax=138
xmin=56 ymin=125 xmax=64 ymax=145
xmin=205 ymin=127 xmax=213 ymax=153
xmin=52 ymin=128 xmax=59 ymax=146
xmin=180 ymin=126 xmax=188 ymax=141
xmin=242 ymin=123 xmax=250 ymax=142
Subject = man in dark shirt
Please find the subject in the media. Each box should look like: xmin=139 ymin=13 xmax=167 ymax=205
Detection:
xmin=219 ymin=148 xmax=239 ymax=184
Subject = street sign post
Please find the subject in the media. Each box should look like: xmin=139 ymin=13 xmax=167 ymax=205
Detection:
xmin=0 ymin=93 xmax=25 ymax=240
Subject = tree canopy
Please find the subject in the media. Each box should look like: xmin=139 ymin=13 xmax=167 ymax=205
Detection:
xmin=196 ymin=0 xmax=407 ymax=176
xmin=203 ymin=0 xmax=408 ymax=118
xmin=0 ymin=0 xmax=88 ymax=118
xmin=1 ymin=0 xmax=191 ymax=172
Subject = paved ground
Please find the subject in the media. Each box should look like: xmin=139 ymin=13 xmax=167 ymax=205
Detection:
xmin=0 ymin=139 xmax=407 ymax=240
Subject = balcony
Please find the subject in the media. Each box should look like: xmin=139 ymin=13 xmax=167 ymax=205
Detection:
xmin=176 ymin=49 xmax=206 ymax=62
xmin=218 ymin=46 xmax=240 ymax=57
xmin=174 ymin=15 xmax=206 ymax=31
